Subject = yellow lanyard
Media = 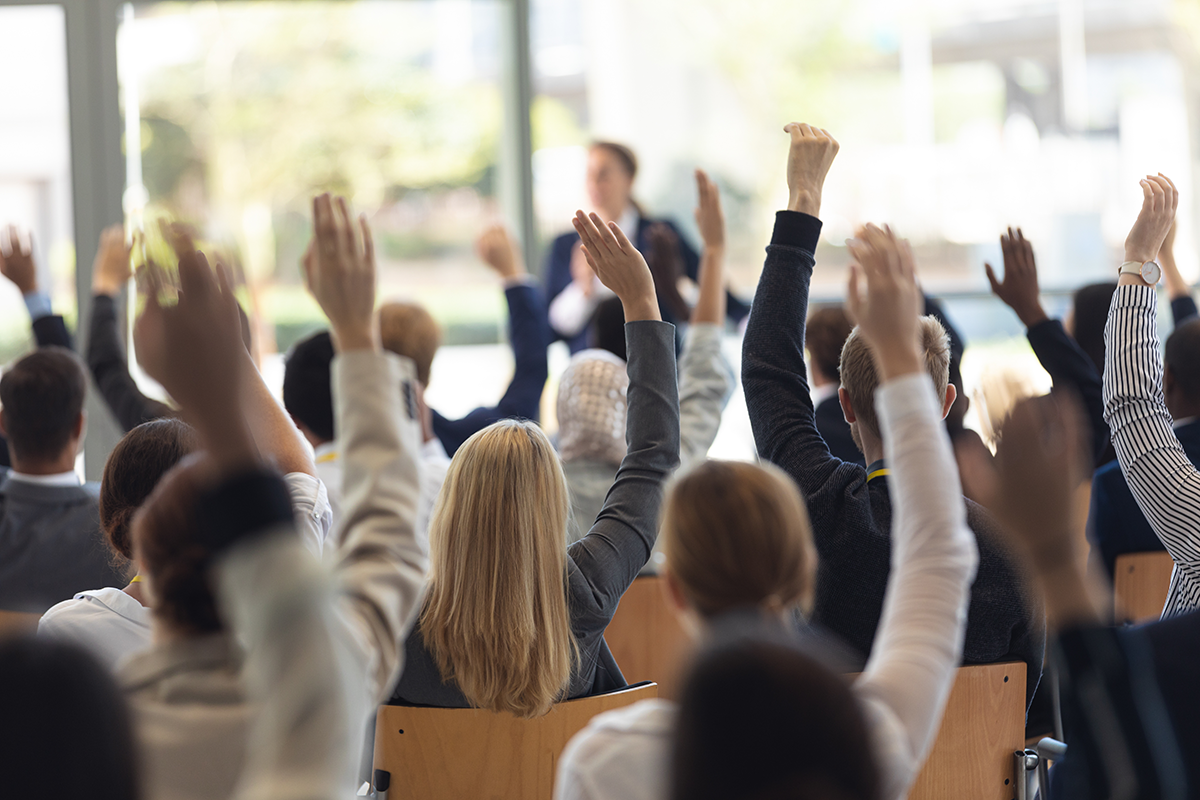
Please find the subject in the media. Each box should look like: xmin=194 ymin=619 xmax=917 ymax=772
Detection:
xmin=867 ymin=468 xmax=892 ymax=482
xmin=129 ymin=574 xmax=143 ymax=584
xmin=316 ymin=451 xmax=339 ymax=464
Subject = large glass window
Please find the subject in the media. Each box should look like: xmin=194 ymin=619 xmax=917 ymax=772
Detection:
xmin=0 ymin=5 xmax=73 ymax=364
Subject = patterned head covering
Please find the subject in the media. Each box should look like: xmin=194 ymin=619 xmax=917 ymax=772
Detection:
xmin=556 ymin=349 xmax=629 ymax=466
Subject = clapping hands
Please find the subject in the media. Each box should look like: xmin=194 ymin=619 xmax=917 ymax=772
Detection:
xmin=302 ymin=194 xmax=378 ymax=352
xmin=845 ymin=224 xmax=924 ymax=380
xmin=572 ymin=210 xmax=660 ymax=322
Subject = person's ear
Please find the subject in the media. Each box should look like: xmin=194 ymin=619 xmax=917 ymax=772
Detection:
xmin=838 ymin=386 xmax=857 ymax=424
xmin=941 ymin=384 xmax=958 ymax=420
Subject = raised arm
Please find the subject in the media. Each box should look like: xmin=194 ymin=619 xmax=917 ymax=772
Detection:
xmin=1 ymin=226 xmax=72 ymax=349
xmin=986 ymin=227 xmax=1110 ymax=466
xmin=1159 ymin=222 xmax=1198 ymax=325
xmin=305 ymin=193 xmax=428 ymax=704
xmin=742 ymin=124 xmax=849 ymax=493
xmin=841 ymin=225 xmax=979 ymax=800
xmin=678 ymin=169 xmax=735 ymax=466
xmin=91 ymin=225 xmax=174 ymax=431
xmin=1104 ymin=174 xmax=1200 ymax=615
xmin=566 ymin=209 xmax=679 ymax=614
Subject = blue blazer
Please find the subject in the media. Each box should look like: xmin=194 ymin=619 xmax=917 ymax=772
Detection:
xmin=544 ymin=216 xmax=750 ymax=352
xmin=1088 ymin=419 xmax=1200 ymax=579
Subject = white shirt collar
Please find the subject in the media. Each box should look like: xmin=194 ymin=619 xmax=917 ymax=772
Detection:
xmin=811 ymin=382 xmax=840 ymax=407
xmin=615 ymin=205 xmax=640 ymax=241
xmin=1174 ymin=416 xmax=1197 ymax=430
xmin=7 ymin=470 xmax=82 ymax=487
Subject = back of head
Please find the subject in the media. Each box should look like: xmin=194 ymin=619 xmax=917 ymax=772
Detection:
xmin=671 ymin=637 xmax=880 ymax=800
xmin=0 ymin=636 xmax=140 ymax=800
xmin=378 ymin=301 xmax=441 ymax=387
xmin=556 ymin=349 xmax=629 ymax=466
xmin=1165 ymin=317 xmax=1200 ymax=402
xmin=282 ymin=330 xmax=336 ymax=442
xmin=131 ymin=456 xmax=222 ymax=637
xmin=588 ymin=296 xmax=627 ymax=361
xmin=806 ymin=305 xmax=853 ymax=384
xmin=663 ymin=460 xmax=816 ymax=617
xmin=101 ymin=419 xmax=199 ymax=564
xmin=1071 ymin=282 xmax=1117 ymax=374
xmin=422 ymin=420 xmax=576 ymax=717
xmin=839 ymin=315 xmax=950 ymax=440
xmin=0 ymin=346 xmax=86 ymax=464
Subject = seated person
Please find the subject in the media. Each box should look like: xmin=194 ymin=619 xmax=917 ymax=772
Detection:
xmin=1102 ymin=173 xmax=1200 ymax=619
xmin=805 ymin=304 xmax=861 ymax=465
xmin=556 ymin=222 xmax=979 ymax=800
xmin=741 ymin=123 xmax=1045 ymax=703
xmin=0 ymin=347 xmax=127 ymax=612
xmin=376 ymin=225 xmax=549 ymax=457
xmin=39 ymin=419 xmax=197 ymax=670
xmin=545 ymin=142 xmax=748 ymax=351
xmin=390 ymin=209 xmax=679 ymax=715
xmin=559 ymin=170 xmax=734 ymax=545
xmin=121 ymin=196 xmax=428 ymax=800
xmin=1089 ymin=318 xmax=1200 ymax=579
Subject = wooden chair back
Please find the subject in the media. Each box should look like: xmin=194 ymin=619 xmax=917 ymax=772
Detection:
xmin=0 ymin=610 xmax=41 ymax=638
xmin=373 ymin=682 xmax=658 ymax=800
xmin=602 ymin=575 xmax=690 ymax=698
xmin=907 ymin=662 xmax=1027 ymax=800
xmin=1113 ymin=551 xmax=1174 ymax=624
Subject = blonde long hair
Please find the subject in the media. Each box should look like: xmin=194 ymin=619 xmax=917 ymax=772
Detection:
xmin=421 ymin=420 xmax=578 ymax=718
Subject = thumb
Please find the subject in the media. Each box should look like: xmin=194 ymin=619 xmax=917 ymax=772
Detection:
xmin=984 ymin=262 xmax=1002 ymax=296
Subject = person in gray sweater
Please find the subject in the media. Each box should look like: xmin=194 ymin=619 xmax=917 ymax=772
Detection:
xmin=391 ymin=209 xmax=680 ymax=715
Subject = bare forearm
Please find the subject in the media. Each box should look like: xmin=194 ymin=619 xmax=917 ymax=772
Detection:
xmin=1161 ymin=252 xmax=1191 ymax=299
xmin=240 ymin=356 xmax=317 ymax=476
xmin=691 ymin=246 xmax=727 ymax=325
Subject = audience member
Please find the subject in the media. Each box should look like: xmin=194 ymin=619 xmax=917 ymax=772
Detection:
xmin=556 ymin=220 xmax=979 ymax=800
xmin=960 ymin=389 xmax=1188 ymax=800
xmin=741 ymin=123 xmax=1045 ymax=702
xmin=0 ymin=347 xmax=127 ymax=612
xmin=375 ymin=225 xmax=549 ymax=457
xmin=38 ymin=418 xmax=197 ymax=670
xmin=282 ymin=330 xmax=340 ymax=516
xmin=390 ymin=207 xmax=680 ymax=717
xmin=0 ymin=636 xmax=141 ymax=800
xmin=1161 ymin=221 xmax=1199 ymax=324
xmin=586 ymin=295 xmax=629 ymax=361
xmin=805 ymin=304 xmax=861 ymax=464
xmin=545 ymin=141 xmax=748 ymax=350
xmin=559 ymin=170 xmax=734 ymax=545
xmin=120 ymin=195 xmax=428 ymax=800
xmin=0 ymin=225 xmax=74 ymax=467
xmin=1103 ymin=172 xmax=1200 ymax=619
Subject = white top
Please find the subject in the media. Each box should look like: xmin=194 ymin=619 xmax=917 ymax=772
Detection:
xmin=36 ymin=472 xmax=331 ymax=673
xmin=314 ymin=441 xmax=343 ymax=521
xmin=554 ymin=373 xmax=978 ymax=800
xmin=38 ymin=587 xmax=152 ymax=671
xmin=6 ymin=469 xmax=82 ymax=487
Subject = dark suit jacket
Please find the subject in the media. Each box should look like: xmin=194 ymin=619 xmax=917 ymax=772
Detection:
xmin=0 ymin=314 xmax=75 ymax=468
xmin=814 ymin=394 xmax=863 ymax=466
xmin=1088 ymin=420 xmax=1200 ymax=579
xmin=544 ymin=217 xmax=750 ymax=352
xmin=431 ymin=282 xmax=550 ymax=457
xmin=0 ymin=470 xmax=126 ymax=613
xmin=742 ymin=210 xmax=1046 ymax=706
xmin=87 ymin=294 xmax=174 ymax=432
xmin=1026 ymin=318 xmax=1112 ymax=468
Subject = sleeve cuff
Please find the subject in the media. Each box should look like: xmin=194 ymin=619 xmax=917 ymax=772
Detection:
xmin=503 ymin=275 xmax=537 ymax=290
xmin=22 ymin=291 xmax=53 ymax=320
xmin=770 ymin=211 xmax=823 ymax=254
xmin=1113 ymin=283 xmax=1157 ymax=311
xmin=197 ymin=470 xmax=296 ymax=558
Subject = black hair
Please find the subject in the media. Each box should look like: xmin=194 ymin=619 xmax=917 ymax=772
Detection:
xmin=0 ymin=636 xmax=141 ymax=799
xmin=282 ymin=330 xmax=336 ymax=443
xmin=588 ymin=296 xmax=627 ymax=362
xmin=1072 ymin=282 xmax=1117 ymax=375
xmin=1165 ymin=317 xmax=1200 ymax=400
xmin=0 ymin=346 xmax=86 ymax=463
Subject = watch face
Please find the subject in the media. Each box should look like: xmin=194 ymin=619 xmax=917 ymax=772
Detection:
xmin=1141 ymin=260 xmax=1162 ymax=284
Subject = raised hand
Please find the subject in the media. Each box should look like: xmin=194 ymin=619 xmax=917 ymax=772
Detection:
xmin=844 ymin=224 xmax=923 ymax=380
xmin=133 ymin=240 xmax=255 ymax=470
xmin=571 ymin=210 xmax=659 ymax=322
xmin=475 ymin=225 xmax=525 ymax=280
xmin=1124 ymin=173 xmax=1178 ymax=268
xmin=645 ymin=223 xmax=690 ymax=322
xmin=783 ymin=123 xmax=839 ymax=217
xmin=0 ymin=226 xmax=38 ymax=294
xmin=694 ymin=169 xmax=724 ymax=252
xmin=92 ymin=225 xmax=133 ymax=297
xmin=302 ymin=194 xmax=377 ymax=352
xmin=984 ymin=227 xmax=1047 ymax=328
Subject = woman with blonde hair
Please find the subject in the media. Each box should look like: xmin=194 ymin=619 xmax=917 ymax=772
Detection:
xmin=555 ymin=224 xmax=980 ymax=800
xmin=390 ymin=209 xmax=681 ymax=718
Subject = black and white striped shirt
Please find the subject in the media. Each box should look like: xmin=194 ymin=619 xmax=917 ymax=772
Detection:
xmin=1103 ymin=285 xmax=1200 ymax=617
